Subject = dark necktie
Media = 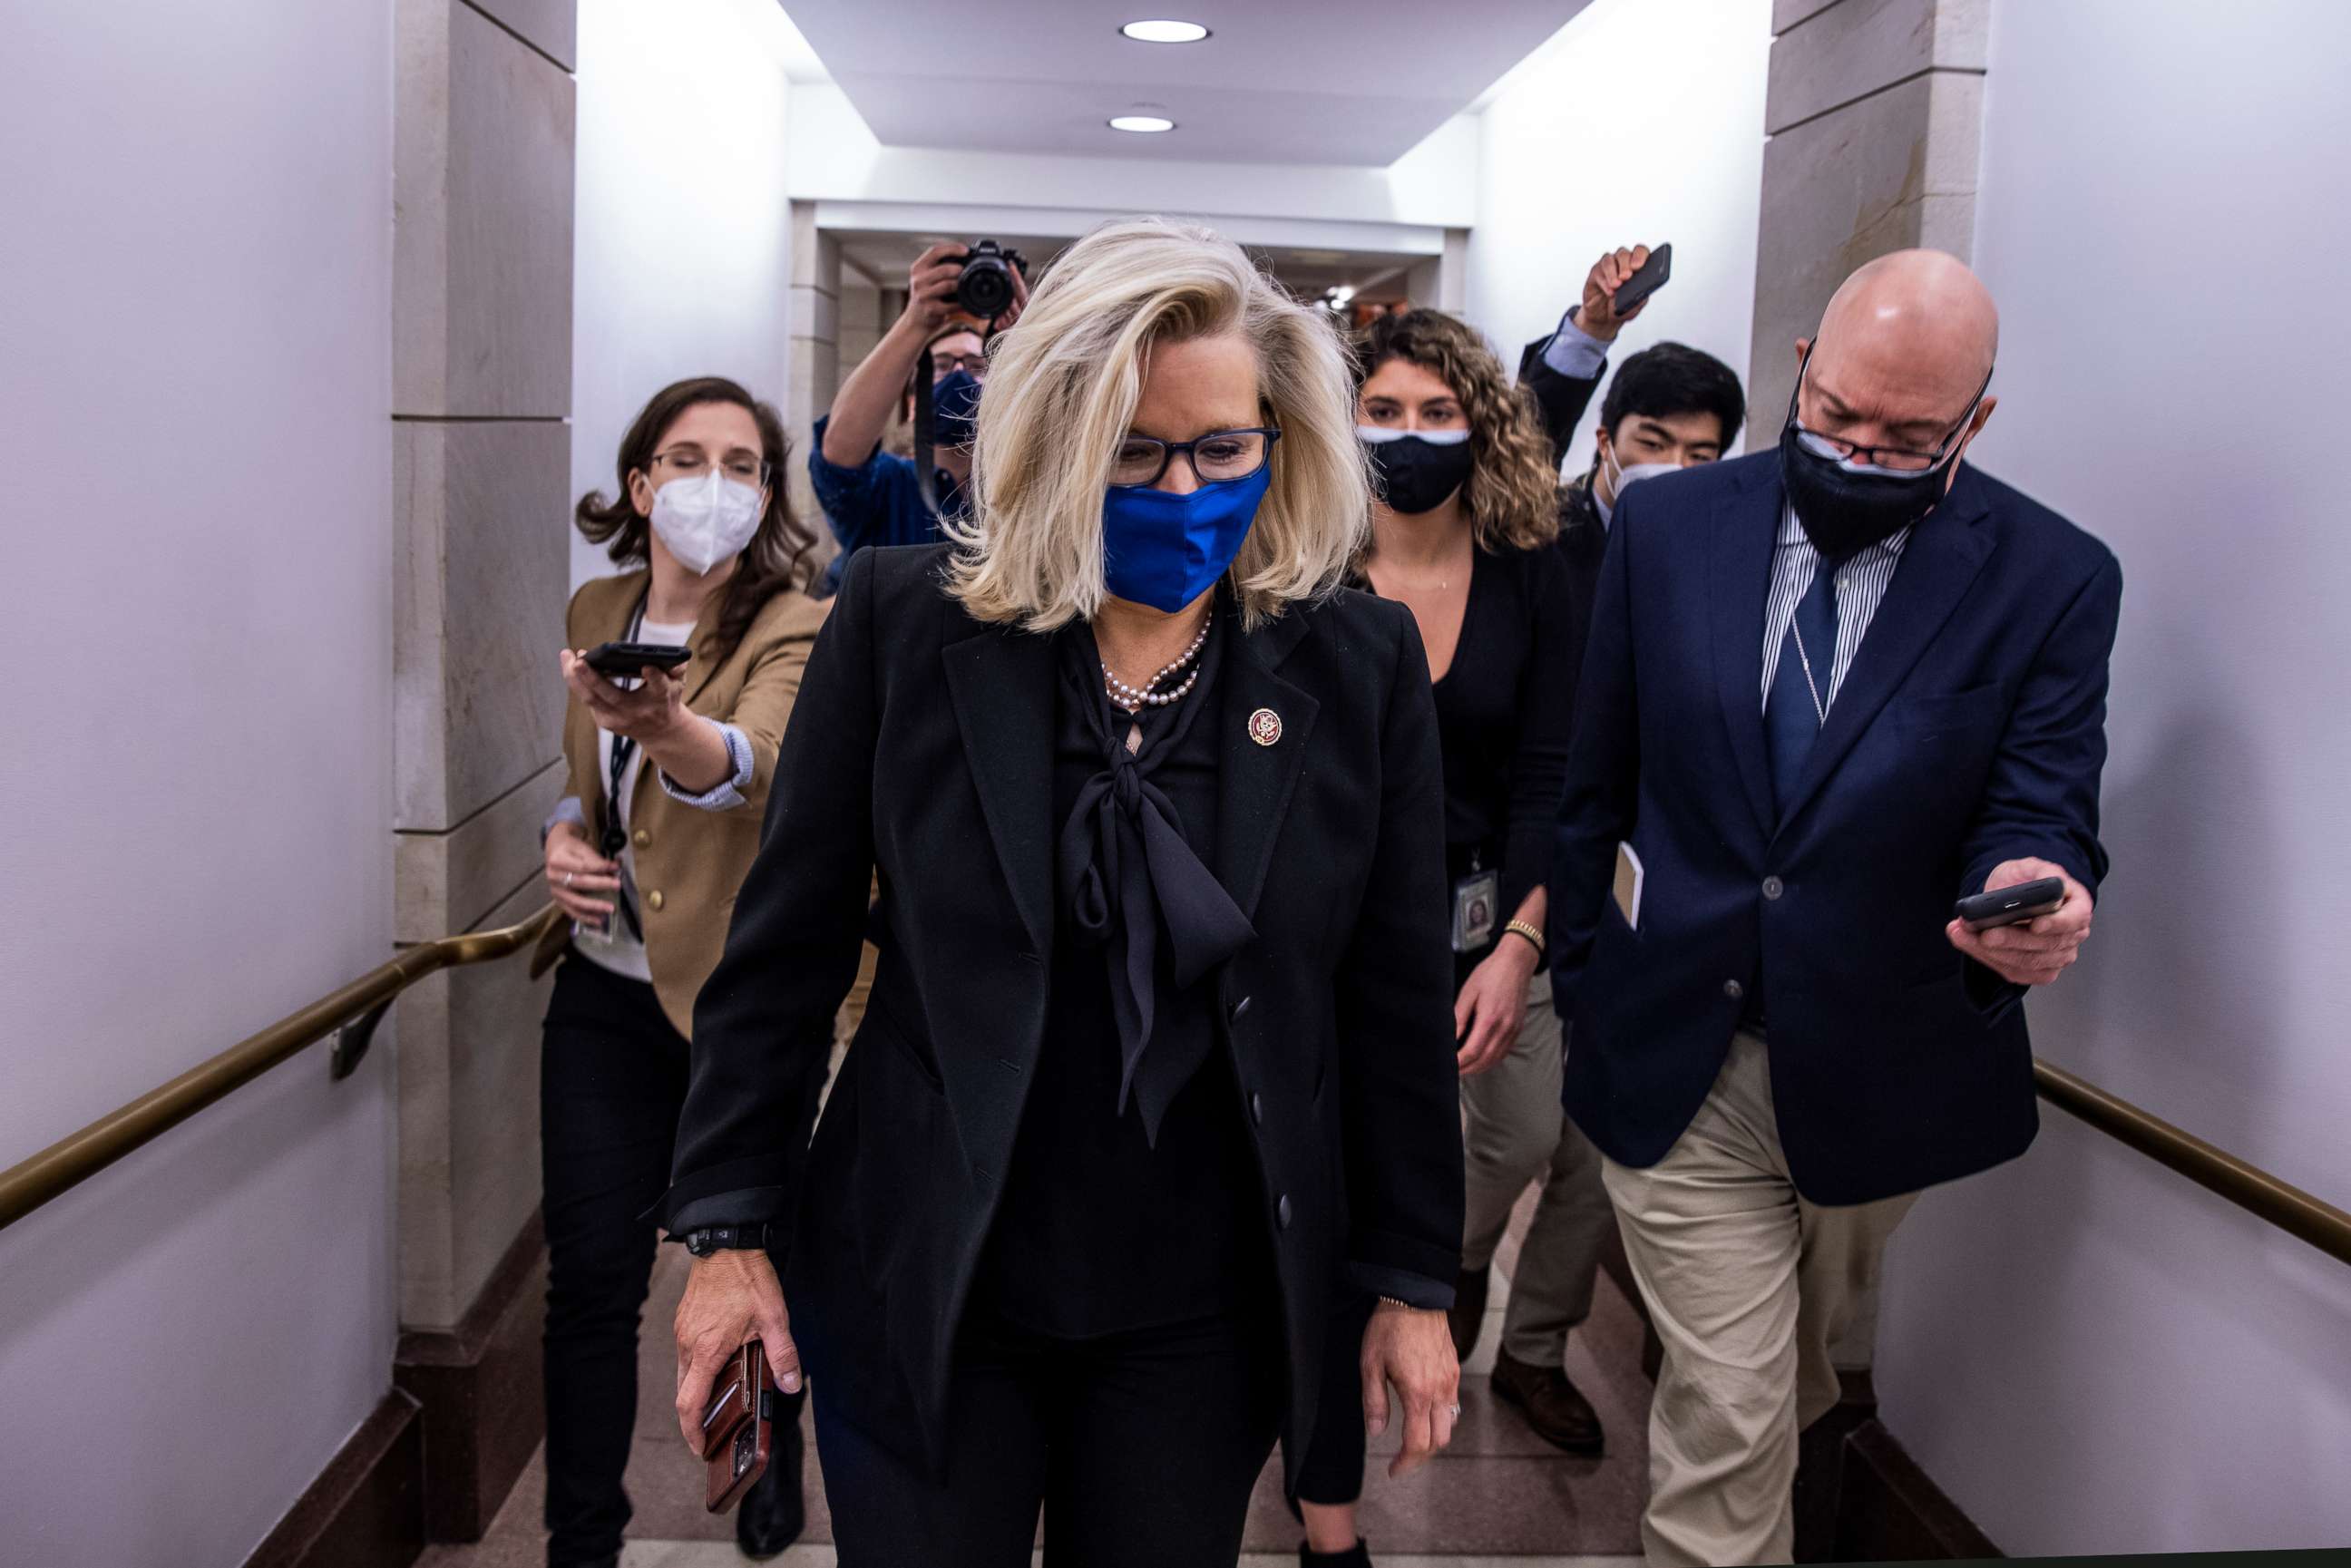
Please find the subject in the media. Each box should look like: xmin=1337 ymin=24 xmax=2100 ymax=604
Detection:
xmin=1765 ymin=560 xmax=1839 ymax=813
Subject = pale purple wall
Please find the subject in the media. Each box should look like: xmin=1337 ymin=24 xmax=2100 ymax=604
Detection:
xmin=0 ymin=3 xmax=397 ymax=1563
xmin=1874 ymin=1 xmax=2351 ymax=1553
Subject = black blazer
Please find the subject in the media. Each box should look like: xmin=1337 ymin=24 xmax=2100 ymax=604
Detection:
xmin=1551 ymin=453 xmax=2122 ymax=1204
xmin=1518 ymin=331 xmax=1604 ymax=473
xmin=660 ymin=543 xmax=1465 ymax=1478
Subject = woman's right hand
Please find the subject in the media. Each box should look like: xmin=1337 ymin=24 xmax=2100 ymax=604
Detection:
xmin=674 ymin=1250 xmax=801 ymax=1453
xmin=544 ymin=821 xmax=620 ymax=928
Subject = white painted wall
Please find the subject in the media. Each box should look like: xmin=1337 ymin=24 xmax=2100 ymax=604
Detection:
xmin=0 ymin=4 xmax=396 ymax=1563
xmin=1462 ymin=0 xmax=1771 ymax=475
xmin=571 ymin=0 xmax=799 ymax=587
xmin=1874 ymin=1 xmax=2351 ymax=1553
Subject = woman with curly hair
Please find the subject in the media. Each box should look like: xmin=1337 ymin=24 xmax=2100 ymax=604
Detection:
xmin=1290 ymin=310 xmax=1614 ymax=1567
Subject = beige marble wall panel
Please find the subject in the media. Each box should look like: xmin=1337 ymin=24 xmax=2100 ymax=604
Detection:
xmin=786 ymin=336 xmax=841 ymax=525
xmin=790 ymin=201 xmax=838 ymax=282
xmin=1747 ymin=70 xmax=1983 ymax=447
xmin=445 ymin=876 xmax=555 ymax=1323
xmin=1768 ymin=0 xmax=1985 ymax=133
xmin=463 ymin=0 xmax=575 ymax=70
xmin=790 ymin=280 xmax=841 ymax=346
xmin=395 ymin=419 xmax=570 ymax=830
xmin=397 ymin=876 xmax=552 ymax=1328
xmin=395 ymin=0 xmax=575 ymax=417
xmin=395 ymin=756 xmax=566 ymax=942
xmin=1775 ymin=0 xmax=1850 ymax=33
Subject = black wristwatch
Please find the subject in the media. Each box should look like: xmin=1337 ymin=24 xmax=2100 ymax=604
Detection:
xmin=682 ymin=1222 xmax=774 ymax=1257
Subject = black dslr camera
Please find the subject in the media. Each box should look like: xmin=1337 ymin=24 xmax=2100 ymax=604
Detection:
xmin=956 ymin=239 xmax=1028 ymax=319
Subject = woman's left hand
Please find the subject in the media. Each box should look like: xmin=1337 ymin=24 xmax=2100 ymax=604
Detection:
xmin=1361 ymin=1304 xmax=1460 ymax=1478
xmin=561 ymin=649 xmax=688 ymax=745
xmin=1454 ymin=937 xmax=1536 ymax=1077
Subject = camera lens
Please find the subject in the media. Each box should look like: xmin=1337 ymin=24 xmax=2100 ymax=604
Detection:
xmin=957 ymin=254 xmax=1015 ymax=317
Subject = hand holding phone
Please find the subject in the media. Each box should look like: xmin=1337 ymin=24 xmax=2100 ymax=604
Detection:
xmin=1945 ymin=859 xmax=2095 ymax=989
xmin=1582 ymin=242 xmax=1670 ymax=338
xmin=701 ymin=1341 xmax=778 ymax=1514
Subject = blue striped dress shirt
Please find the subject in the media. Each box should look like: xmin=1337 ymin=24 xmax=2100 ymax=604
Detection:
xmin=1759 ymin=508 xmax=1912 ymax=711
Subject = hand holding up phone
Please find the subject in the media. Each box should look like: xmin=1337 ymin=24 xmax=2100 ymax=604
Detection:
xmin=561 ymin=647 xmax=690 ymax=745
xmin=1581 ymin=242 xmax=1668 ymax=341
xmin=1945 ymin=858 xmax=2094 ymax=987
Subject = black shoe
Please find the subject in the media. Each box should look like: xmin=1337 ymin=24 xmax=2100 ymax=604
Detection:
xmin=1490 ymin=1348 xmax=1605 ymax=1456
xmin=734 ymin=1409 xmax=805 ymax=1560
xmin=1301 ymin=1540 xmax=1372 ymax=1567
xmin=1447 ymin=1264 xmax=1490 ymax=1363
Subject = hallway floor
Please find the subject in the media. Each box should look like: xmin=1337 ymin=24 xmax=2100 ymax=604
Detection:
xmin=421 ymin=1185 xmax=1649 ymax=1567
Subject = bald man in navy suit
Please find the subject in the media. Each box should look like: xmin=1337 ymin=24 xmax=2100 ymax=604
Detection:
xmin=1550 ymin=250 xmax=2121 ymax=1566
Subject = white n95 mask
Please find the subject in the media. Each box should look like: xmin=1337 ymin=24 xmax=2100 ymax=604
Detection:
xmin=650 ymin=471 xmax=763 ymax=575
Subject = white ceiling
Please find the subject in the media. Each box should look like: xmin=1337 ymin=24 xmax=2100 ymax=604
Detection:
xmin=776 ymin=0 xmax=1590 ymax=165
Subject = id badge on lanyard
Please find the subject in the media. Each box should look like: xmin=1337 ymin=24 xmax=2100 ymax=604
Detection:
xmin=1450 ymin=858 xmax=1500 ymax=955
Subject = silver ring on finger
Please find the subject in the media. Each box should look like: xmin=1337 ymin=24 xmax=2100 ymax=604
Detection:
xmin=1449 ymin=1403 xmax=1461 ymax=1417
xmin=563 ymin=872 xmax=574 ymax=888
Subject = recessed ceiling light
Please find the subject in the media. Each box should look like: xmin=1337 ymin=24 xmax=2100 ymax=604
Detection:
xmin=1109 ymin=114 xmax=1177 ymax=133
xmin=1120 ymin=19 xmax=1211 ymax=44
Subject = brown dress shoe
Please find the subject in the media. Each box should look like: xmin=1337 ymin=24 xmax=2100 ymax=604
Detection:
xmin=1447 ymin=1265 xmax=1490 ymax=1363
xmin=1489 ymin=1348 xmax=1605 ymax=1456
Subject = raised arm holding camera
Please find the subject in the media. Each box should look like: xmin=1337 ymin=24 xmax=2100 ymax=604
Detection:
xmin=808 ymin=240 xmax=1029 ymax=594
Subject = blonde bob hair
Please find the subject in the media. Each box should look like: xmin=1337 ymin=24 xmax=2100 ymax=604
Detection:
xmin=945 ymin=219 xmax=1371 ymax=630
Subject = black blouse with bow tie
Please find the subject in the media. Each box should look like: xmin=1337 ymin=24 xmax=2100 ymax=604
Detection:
xmin=975 ymin=615 xmax=1273 ymax=1336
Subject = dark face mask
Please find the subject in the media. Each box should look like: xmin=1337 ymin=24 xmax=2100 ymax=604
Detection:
xmin=1777 ymin=354 xmax=1985 ymax=560
xmin=1361 ymin=430 xmax=1475 ymax=515
xmin=931 ymin=368 xmax=982 ymax=449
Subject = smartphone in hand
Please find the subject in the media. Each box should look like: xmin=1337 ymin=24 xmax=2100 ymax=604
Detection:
xmin=700 ymin=1341 xmax=778 ymax=1514
xmin=582 ymin=640 xmax=691 ymax=680
xmin=1611 ymin=242 xmax=1673 ymax=314
xmin=1954 ymin=877 xmax=2065 ymax=931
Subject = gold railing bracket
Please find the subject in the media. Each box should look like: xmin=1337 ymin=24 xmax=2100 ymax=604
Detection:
xmin=328 ymin=999 xmax=396 ymax=1082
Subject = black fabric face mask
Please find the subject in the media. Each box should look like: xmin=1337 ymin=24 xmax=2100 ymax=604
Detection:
xmin=1363 ymin=432 xmax=1476 ymax=516
xmin=1777 ymin=349 xmax=1986 ymax=560
xmin=1777 ymin=420 xmax=1955 ymax=560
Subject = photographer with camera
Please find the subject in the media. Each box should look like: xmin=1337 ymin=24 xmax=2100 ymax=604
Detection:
xmin=808 ymin=240 xmax=1029 ymax=594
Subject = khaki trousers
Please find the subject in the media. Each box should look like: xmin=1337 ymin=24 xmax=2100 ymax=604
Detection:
xmin=1458 ymin=974 xmax=1617 ymax=1366
xmin=1601 ymin=1032 xmax=1917 ymax=1568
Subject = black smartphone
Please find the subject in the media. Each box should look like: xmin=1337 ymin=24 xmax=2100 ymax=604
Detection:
xmin=1612 ymin=242 xmax=1673 ymax=315
xmin=1954 ymin=877 xmax=2065 ymax=932
xmin=582 ymin=640 xmax=691 ymax=679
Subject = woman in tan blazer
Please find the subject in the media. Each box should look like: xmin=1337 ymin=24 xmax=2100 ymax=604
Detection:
xmin=533 ymin=376 xmax=827 ymax=1568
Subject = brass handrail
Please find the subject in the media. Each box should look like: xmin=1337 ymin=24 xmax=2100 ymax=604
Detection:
xmin=2034 ymin=1058 xmax=2351 ymax=1268
xmin=0 ymin=904 xmax=564 ymax=1233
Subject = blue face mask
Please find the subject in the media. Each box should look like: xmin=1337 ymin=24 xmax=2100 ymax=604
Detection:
xmin=930 ymin=369 xmax=982 ymax=449
xmin=1100 ymin=467 xmax=1272 ymax=614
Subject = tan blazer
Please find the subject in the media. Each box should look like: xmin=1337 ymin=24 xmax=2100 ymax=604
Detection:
xmin=534 ymin=568 xmax=829 ymax=1036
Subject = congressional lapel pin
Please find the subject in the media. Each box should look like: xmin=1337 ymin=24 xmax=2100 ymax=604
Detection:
xmin=1247 ymin=707 xmax=1283 ymax=747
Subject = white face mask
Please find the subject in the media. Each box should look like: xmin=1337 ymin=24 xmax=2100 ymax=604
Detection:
xmin=1604 ymin=447 xmax=1682 ymax=499
xmin=649 ymin=470 xmax=763 ymax=575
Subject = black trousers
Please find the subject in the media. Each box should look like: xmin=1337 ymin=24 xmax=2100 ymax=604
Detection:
xmin=539 ymin=956 xmax=803 ymax=1565
xmin=1291 ymin=1291 xmax=1375 ymax=1507
xmin=815 ymin=1306 xmax=1283 ymax=1567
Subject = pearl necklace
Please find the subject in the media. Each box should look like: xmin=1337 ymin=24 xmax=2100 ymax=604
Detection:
xmin=1102 ymin=610 xmax=1212 ymax=714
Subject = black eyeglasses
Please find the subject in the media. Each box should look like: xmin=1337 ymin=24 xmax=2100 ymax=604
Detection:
xmin=1109 ymin=427 xmax=1281 ymax=489
xmin=1788 ymin=351 xmax=1990 ymax=473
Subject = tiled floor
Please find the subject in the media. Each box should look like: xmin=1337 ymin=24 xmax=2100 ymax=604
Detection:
xmin=423 ymin=1185 xmax=1651 ymax=1568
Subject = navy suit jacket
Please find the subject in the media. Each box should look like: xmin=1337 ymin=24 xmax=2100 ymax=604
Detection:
xmin=1550 ymin=451 xmax=2122 ymax=1204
